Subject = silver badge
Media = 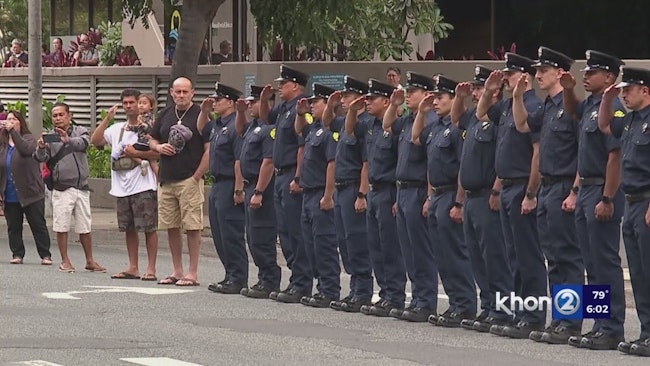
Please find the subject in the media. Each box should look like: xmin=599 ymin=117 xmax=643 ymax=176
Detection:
xmin=475 ymin=66 xmax=481 ymax=76
xmin=557 ymin=109 xmax=564 ymax=119
xmin=383 ymin=130 xmax=389 ymax=138
xmin=221 ymin=126 xmax=228 ymax=135
xmin=443 ymin=128 xmax=450 ymax=137
xmin=254 ymin=126 xmax=261 ymax=134
xmin=643 ymin=123 xmax=648 ymax=134
xmin=481 ymin=121 xmax=490 ymax=130
xmin=590 ymin=110 xmax=598 ymax=121
xmin=285 ymin=110 xmax=291 ymax=118
xmin=316 ymin=128 xmax=323 ymax=137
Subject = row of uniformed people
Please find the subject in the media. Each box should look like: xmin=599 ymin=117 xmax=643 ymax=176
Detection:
xmin=200 ymin=53 xmax=650 ymax=356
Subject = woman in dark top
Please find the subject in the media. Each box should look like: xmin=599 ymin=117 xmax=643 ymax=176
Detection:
xmin=0 ymin=111 xmax=52 ymax=264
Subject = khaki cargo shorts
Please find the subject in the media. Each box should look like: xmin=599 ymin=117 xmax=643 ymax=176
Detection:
xmin=157 ymin=177 xmax=204 ymax=231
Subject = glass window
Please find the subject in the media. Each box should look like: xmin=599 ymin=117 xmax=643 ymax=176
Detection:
xmin=73 ymin=0 xmax=90 ymax=35
xmin=54 ymin=0 xmax=70 ymax=35
xmin=93 ymin=0 xmax=109 ymax=28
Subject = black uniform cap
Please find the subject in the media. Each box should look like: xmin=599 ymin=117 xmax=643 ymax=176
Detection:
xmin=432 ymin=75 xmax=458 ymax=95
xmin=307 ymin=83 xmax=336 ymax=101
xmin=470 ymin=65 xmax=493 ymax=85
xmin=581 ymin=50 xmax=625 ymax=77
xmin=341 ymin=76 xmax=369 ymax=95
xmin=366 ymin=78 xmax=394 ymax=98
xmin=211 ymin=82 xmax=242 ymax=102
xmin=616 ymin=66 xmax=650 ymax=88
xmin=531 ymin=46 xmax=575 ymax=71
xmin=405 ymin=71 xmax=435 ymax=91
xmin=274 ymin=64 xmax=309 ymax=87
xmin=502 ymin=53 xmax=536 ymax=75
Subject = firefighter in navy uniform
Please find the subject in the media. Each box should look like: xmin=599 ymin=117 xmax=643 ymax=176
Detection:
xmin=325 ymin=76 xmax=375 ymax=312
xmin=451 ymin=66 xmax=514 ymax=330
xmin=235 ymin=85 xmax=282 ymax=299
xmin=259 ymin=65 xmax=313 ymax=303
xmin=382 ymin=72 xmax=438 ymax=322
xmin=349 ymin=79 xmax=408 ymax=317
xmin=295 ymin=83 xmax=341 ymax=308
xmin=560 ymin=51 xmax=627 ymax=350
xmin=411 ymin=75 xmax=478 ymax=327
xmin=200 ymin=83 xmax=248 ymax=295
xmin=476 ymin=53 xmax=544 ymax=334
xmin=599 ymin=66 xmax=650 ymax=357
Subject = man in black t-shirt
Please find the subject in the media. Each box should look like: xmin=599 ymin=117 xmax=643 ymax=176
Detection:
xmin=150 ymin=77 xmax=211 ymax=287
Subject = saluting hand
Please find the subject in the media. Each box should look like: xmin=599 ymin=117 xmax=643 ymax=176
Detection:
xmin=349 ymin=96 xmax=366 ymax=111
xmin=327 ymin=91 xmax=342 ymax=106
xmin=389 ymin=89 xmax=405 ymax=107
xmin=512 ymin=74 xmax=528 ymax=98
xmin=235 ymin=99 xmax=248 ymax=112
xmin=200 ymin=97 xmax=215 ymax=113
xmin=296 ymin=98 xmax=310 ymax=115
xmin=106 ymin=104 xmax=120 ymax=121
xmin=484 ymin=70 xmax=504 ymax=92
xmin=602 ymin=84 xmax=620 ymax=101
xmin=559 ymin=71 xmax=576 ymax=90
xmin=260 ymin=84 xmax=274 ymax=102
xmin=418 ymin=93 xmax=436 ymax=113
xmin=455 ymin=82 xmax=472 ymax=98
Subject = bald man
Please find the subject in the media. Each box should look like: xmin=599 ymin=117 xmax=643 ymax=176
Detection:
xmin=149 ymin=77 xmax=211 ymax=287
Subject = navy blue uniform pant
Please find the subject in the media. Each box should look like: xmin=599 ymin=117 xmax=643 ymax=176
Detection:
xmin=210 ymin=180 xmax=247 ymax=283
xmin=576 ymin=185 xmax=625 ymax=336
xmin=367 ymin=186 xmax=407 ymax=307
xmin=429 ymin=190 xmax=475 ymax=314
xmin=244 ymin=180 xmax=281 ymax=289
xmin=396 ymin=186 xmax=436 ymax=310
xmin=464 ymin=193 xmax=513 ymax=318
xmin=538 ymin=180 xmax=584 ymax=329
xmin=335 ymin=184 xmax=373 ymax=299
xmin=500 ymin=182 xmax=547 ymax=323
xmin=274 ymin=170 xmax=312 ymax=292
xmin=622 ymin=197 xmax=650 ymax=339
xmin=301 ymin=188 xmax=341 ymax=299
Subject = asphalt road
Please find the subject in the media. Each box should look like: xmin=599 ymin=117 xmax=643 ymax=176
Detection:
xmin=1 ymin=234 xmax=647 ymax=366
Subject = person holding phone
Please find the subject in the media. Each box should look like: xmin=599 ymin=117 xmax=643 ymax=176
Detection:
xmin=0 ymin=111 xmax=52 ymax=265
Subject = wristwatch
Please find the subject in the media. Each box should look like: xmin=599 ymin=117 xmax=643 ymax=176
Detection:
xmin=253 ymin=189 xmax=263 ymax=196
xmin=525 ymin=190 xmax=536 ymax=200
xmin=293 ymin=177 xmax=300 ymax=184
xmin=601 ymin=195 xmax=613 ymax=204
xmin=234 ymin=189 xmax=244 ymax=196
xmin=571 ymin=186 xmax=579 ymax=194
xmin=490 ymin=189 xmax=501 ymax=197
xmin=356 ymin=192 xmax=367 ymax=199
xmin=453 ymin=201 xmax=464 ymax=208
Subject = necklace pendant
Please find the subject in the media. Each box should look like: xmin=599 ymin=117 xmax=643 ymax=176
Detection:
xmin=177 ymin=120 xmax=183 ymax=124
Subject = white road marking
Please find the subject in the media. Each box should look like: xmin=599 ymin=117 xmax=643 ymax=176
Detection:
xmin=12 ymin=361 xmax=65 ymax=366
xmin=42 ymin=286 xmax=195 ymax=300
xmin=119 ymin=357 xmax=204 ymax=366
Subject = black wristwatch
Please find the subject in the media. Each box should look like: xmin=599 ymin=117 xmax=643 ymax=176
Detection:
xmin=453 ymin=201 xmax=464 ymax=208
xmin=234 ymin=189 xmax=244 ymax=196
xmin=525 ymin=190 xmax=536 ymax=200
xmin=571 ymin=186 xmax=579 ymax=194
xmin=253 ymin=189 xmax=263 ymax=196
xmin=357 ymin=192 xmax=367 ymax=199
xmin=601 ymin=195 xmax=613 ymax=204
xmin=293 ymin=176 xmax=300 ymax=184
xmin=490 ymin=189 xmax=501 ymax=197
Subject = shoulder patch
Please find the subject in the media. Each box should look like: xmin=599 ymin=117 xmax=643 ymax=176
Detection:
xmin=332 ymin=132 xmax=340 ymax=142
xmin=269 ymin=128 xmax=276 ymax=140
xmin=305 ymin=113 xmax=314 ymax=124
xmin=614 ymin=110 xmax=625 ymax=118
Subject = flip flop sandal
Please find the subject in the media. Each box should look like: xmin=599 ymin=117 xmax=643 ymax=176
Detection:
xmin=10 ymin=257 xmax=23 ymax=264
xmin=158 ymin=276 xmax=179 ymax=285
xmin=85 ymin=265 xmax=107 ymax=273
xmin=141 ymin=274 xmax=158 ymax=281
xmin=41 ymin=258 xmax=53 ymax=265
xmin=58 ymin=264 xmax=75 ymax=273
xmin=175 ymin=277 xmax=200 ymax=287
xmin=111 ymin=272 xmax=141 ymax=280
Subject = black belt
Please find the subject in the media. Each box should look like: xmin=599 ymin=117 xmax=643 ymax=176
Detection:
xmin=431 ymin=184 xmax=457 ymax=195
xmin=302 ymin=186 xmax=324 ymax=193
xmin=579 ymin=177 xmax=605 ymax=186
xmin=396 ymin=180 xmax=427 ymax=189
xmin=274 ymin=165 xmax=296 ymax=176
xmin=213 ymin=174 xmax=234 ymax=182
xmin=500 ymin=178 xmax=528 ymax=188
xmin=369 ymin=182 xmax=395 ymax=191
xmin=465 ymin=188 xmax=491 ymax=198
xmin=335 ymin=180 xmax=358 ymax=189
xmin=541 ymin=175 xmax=574 ymax=186
xmin=625 ymin=190 xmax=650 ymax=203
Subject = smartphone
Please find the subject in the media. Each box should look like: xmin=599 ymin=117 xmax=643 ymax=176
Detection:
xmin=42 ymin=133 xmax=61 ymax=143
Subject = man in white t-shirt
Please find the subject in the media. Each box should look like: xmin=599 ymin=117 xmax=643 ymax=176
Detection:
xmin=90 ymin=89 xmax=160 ymax=280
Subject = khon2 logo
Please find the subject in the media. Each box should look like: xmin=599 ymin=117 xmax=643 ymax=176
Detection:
xmin=552 ymin=285 xmax=582 ymax=319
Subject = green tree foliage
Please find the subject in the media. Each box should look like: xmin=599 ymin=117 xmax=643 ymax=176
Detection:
xmin=250 ymin=0 xmax=454 ymax=61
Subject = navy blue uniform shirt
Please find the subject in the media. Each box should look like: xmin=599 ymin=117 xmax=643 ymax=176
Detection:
xmin=208 ymin=112 xmax=241 ymax=178
xmin=393 ymin=111 xmax=437 ymax=182
xmin=330 ymin=112 xmax=373 ymax=182
xmin=423 ymin=115 xmax=463 ymax=186
xmin=459 ymin=107 xmax=498 ymax=190
xmin=239 ymin=119 xmax=275 ymax=181
xmin=488 ymin=90 xmax=542 ymax=179
xmin=269 ymin=95 xmax=305 ymax=168
xmin=528 ymin=91 xmax=579 ymax=177
xmin=365 ymin=118 xmax=398 ymax=184
xmin=611 ymin=103 xmax=650 ymax=194
xmin=299 ymin=121 xmax=337 ymax=189
xmin=576 ymin=94 xmax=623 ymax=178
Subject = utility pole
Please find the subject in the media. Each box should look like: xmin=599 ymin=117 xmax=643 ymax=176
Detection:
xmin=27 ymin=0 xmax=43 ymax=135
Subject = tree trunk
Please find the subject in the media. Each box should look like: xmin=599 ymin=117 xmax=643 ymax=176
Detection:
xmin=168 ymin=0 xmax=225 ymax=103
xmin=27 ymin=0 xmax=43 ymax=135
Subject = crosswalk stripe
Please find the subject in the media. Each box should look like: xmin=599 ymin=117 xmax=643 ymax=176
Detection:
xmin=12 ymin=361 xmax=65 ymax=366
xmin=119 ymin=357 xmax=204 ymax=366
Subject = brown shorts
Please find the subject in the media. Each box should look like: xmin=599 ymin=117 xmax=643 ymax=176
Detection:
xmin=157 ymin=177 xmax=204 ymax=231
xmin=116 ymin=190 xmax=158 ymax=233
